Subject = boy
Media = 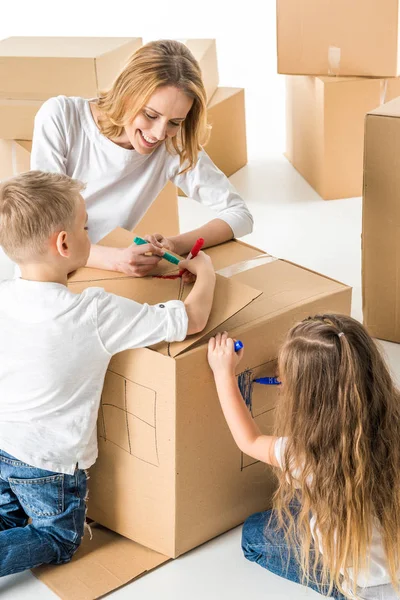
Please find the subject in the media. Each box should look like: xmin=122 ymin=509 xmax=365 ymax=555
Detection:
xmin=0 ymin=171 xmax=216 ymax=576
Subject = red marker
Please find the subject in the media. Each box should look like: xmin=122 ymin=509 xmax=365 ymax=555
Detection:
xmin=178 ymin=238 xmax=205 ymax=277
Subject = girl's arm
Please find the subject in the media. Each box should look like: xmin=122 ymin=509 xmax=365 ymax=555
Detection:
xmin=208 ymin=333 xmax=279 ymax=467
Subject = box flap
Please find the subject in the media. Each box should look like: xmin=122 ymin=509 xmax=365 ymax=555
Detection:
xmin=68 ymin=228 xmax=262 ymax=357
xmin=367 ymin=95 xmax=400 ymax=118
xmin=33 ymin=523 xmax=169 ymax=600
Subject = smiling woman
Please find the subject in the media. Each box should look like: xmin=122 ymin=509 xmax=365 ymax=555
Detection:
xmin=30 ymin=39 xmax=254 ymax=277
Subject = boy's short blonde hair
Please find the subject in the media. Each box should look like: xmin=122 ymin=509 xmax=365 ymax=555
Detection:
xmin=0 ymin=170 xmax=85 ymax=263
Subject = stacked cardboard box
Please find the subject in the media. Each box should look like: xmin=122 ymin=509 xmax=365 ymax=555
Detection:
xmin=277 ymin=0 xmax=400 ymax=200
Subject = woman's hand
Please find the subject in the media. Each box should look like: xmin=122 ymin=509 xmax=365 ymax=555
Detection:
xmin=112 ymin=242 xmax=165 ymax=277
xmin=208 ymin=332 xmax=243 ymax=377
xmin=143 ymin=233 xmax=176 ymax=254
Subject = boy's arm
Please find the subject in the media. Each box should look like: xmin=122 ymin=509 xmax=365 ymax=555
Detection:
xmin=180 ymin=252 xmax=216 ymax=335
xmin=208 ymin=333 xmax=279 ymax=467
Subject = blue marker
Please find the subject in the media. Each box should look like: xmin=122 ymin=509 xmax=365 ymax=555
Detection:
xmin=234 ymin=340 xmax=243 ymax=352
xmin=254 ymin=377 xmax=281 ymax=386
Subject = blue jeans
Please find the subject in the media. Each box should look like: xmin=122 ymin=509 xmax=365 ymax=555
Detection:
xmin=242 ymin=506 xmax=347 ymax=599
xmin=0 ymin=449 xmax=87 ymax=577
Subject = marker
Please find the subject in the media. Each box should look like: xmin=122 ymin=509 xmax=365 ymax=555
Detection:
xmin=178 ymin=238 xmax=205 ymax=276
xmin=133 ymin=236 xmax=180 ymax=266
xmin=254 ymin=377 xmax=281 ymax=386
xmin=234 ymin=340 xmax=244 ymax=352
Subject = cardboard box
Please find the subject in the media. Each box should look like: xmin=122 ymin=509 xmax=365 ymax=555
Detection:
xmin=285 ymin=75 xmax=400 ymax=200
xmin=0 ymin=140 xmax=179 ymax=238
xmin=66 ymin=228 xmax=351 ymax=561
xmin=206 ymin=87 xmax=247 ymax=177
xmin=277 ymin=0 xmax=400 ymax=77
xmin=0 ymin=37 xmax=142 ymax=100
xmin=0 ymin=99 xmax=42 ymax=140
xmin=183 ymin=39 xmax=219 ymax=103
xmin=363 ymin=96 xmax=400 ymax=342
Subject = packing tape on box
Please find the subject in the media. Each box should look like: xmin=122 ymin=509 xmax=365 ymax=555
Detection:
xmin=217 ymin=254 xmax=278 ymax=278
xmin=11 ymin=141 xmax=18 ymax=176
xmin=328 ymin=46 xmax=341 ymax=76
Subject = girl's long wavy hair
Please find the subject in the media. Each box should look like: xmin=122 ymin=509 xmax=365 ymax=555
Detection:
xmin=274 ymin=314 xmax=400 ymax=598
xmin=96 ymin=39 xmax=210 ymax=173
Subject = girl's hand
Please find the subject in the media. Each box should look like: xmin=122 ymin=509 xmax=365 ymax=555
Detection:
xmin=143 ymin=233 xmax=176 ymax=254
xmin=208 ymin=332 xmax=243 ymax=376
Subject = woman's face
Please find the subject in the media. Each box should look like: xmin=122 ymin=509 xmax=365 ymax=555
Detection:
xmin=125 ymin=85 xmax=194 ymax=155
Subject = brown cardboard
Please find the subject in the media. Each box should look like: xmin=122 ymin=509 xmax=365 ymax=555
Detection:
xmin=362 ymin=96 xmax=400 ymax=342
xmin=0 ymin=98 xmax=42 ymax=140
xmin=183 ymin=39 xmax=219 ymax=103
xmin=0 ymin=37 xmax=142 ymax=100
xmin=0 ymin=141 xmax=180 ymax=237
xmin=277 ymin=0 xmax=400 ymax=76
xmin=285 ymin=75 xmax=400 ymax=200
xmin=68 ymin=228 xmax=351 ymax=559
xmin=206 ymin=87 xmax=247 ymax=177
xmin=34 ymin=523 xmax=169 ymax=599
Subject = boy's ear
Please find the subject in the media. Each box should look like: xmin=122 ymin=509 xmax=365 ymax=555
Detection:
xmin=55 ymin=231 xmax=70 ymax=258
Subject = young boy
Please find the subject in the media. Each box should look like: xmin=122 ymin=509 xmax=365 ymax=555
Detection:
xmin=0 ymin=170 xmax=216 ymax=576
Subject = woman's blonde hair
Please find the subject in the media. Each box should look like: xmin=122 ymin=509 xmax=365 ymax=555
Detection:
xmin=0 ymin=171 xmax=84 ymax=263
xmin=274 ymin=314 xmax=400 ymax=598
xmin=97 ymin=39 xmax=210 ymax=173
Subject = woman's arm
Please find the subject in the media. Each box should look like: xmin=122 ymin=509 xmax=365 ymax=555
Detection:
xmin=167 ymin=151 xmax=254 ymax=255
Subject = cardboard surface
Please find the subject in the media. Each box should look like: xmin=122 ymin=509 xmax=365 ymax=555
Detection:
xmin=33 ymin=523 xmax=169 ymax=600
xmin=68 ymin=228 xmax=262 ymax=357
xmin=75 ymin=228 xmax=351 ymax=559
xmin=285 ymin=75 xmax=400 ymax=200
xmin=363 ymin=97 xmax=400 ymax=342
xmin=206 ymin=87 xmax=247 ymax=177
xmin=0 ymin=98 xmax=42 ymax=140
xmin=277 ymin=0 xmax=400 ymax=76
xmin=0 ymin=37 xmax=142 ymax=100
xmin=183 ymin=39 xmax=219 ymax=103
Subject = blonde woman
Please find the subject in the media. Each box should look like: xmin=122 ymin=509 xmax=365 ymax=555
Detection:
xmin=208 ymin=316 xmax=400 ymax=599
xmin=31 ymin=39 xmax=253 ymax=277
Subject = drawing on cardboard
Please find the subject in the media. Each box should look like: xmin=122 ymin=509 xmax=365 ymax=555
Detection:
xmin=238 ymin=360 xmax=280 ymax=470
xmin=98 ymin=369 xmax=159 ymax=467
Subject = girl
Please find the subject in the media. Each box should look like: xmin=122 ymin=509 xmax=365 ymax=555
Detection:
xmin=31 ymin=39 xmax=253 ymax=277
xmin=208 ymin=315 xmax=400 ymax=599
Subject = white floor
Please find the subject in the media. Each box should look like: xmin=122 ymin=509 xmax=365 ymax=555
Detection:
xmin=1 ymin=1 xmax=400 ymax=598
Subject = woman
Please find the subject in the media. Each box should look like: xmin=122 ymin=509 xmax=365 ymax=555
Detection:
xmin=31 ymin=39 xmax=253 ymax=276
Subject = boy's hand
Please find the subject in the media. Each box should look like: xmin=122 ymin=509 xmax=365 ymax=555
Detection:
xmin=179 ymin=251 xmax=214 ymax=277
xmin=208 ymin=332 xmax=243 ymax=376
xmin=113 ymin=243 xmax=164 ymax=277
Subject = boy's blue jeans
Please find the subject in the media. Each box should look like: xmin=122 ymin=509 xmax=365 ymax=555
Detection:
xmin=0 ymin=449 xmax=87 ymax=577
xmin=242 ymin=505 xmax=347 ymax=599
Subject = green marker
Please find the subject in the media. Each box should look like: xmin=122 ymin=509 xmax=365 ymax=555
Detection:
xmin=133 ymin=236 xmax=180 ymax=266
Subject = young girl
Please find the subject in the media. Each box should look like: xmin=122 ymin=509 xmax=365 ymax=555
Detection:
xmin=31 ymin=39 xmax=253 ymax=277
xmin=208 ymin=315 xmax=400 ymax=599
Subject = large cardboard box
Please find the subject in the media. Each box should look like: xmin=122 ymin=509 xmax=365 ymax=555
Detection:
xmin=65 ymin=228 xmax=351 ymax=560
xmin=0 ymin=99 xmax=42 ymax=140
xmin=0 ymin=37 xmax=142 ymax=100
xmin=0 ymin=140 xmax=180 ymax=238
xmin=277 ymin=0 xmax=400 ymax=77
xmin=285 ymin=75 xmax=400 ymax=200
xmin=206 ymin=87 xmax=247 ymax=177
xmin=183 ymin=39 xmax=219 ymax=103
xmin=33 ymin=229 xmax=351 ymax=599
xmin=363 ymin=97 xmax=400 ymax=342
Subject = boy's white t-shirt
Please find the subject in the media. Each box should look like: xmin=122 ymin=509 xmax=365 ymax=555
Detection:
xmin=274 ymin=437 xmax=398 ymax=597
xmin=30 ymin=96 xmax=254 ymax=244
xmin=0 ymin=279 xmax=188 ymax=475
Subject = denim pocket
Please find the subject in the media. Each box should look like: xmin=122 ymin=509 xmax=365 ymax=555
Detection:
xmin=9 ymin=474 xmax=64 ymax=517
